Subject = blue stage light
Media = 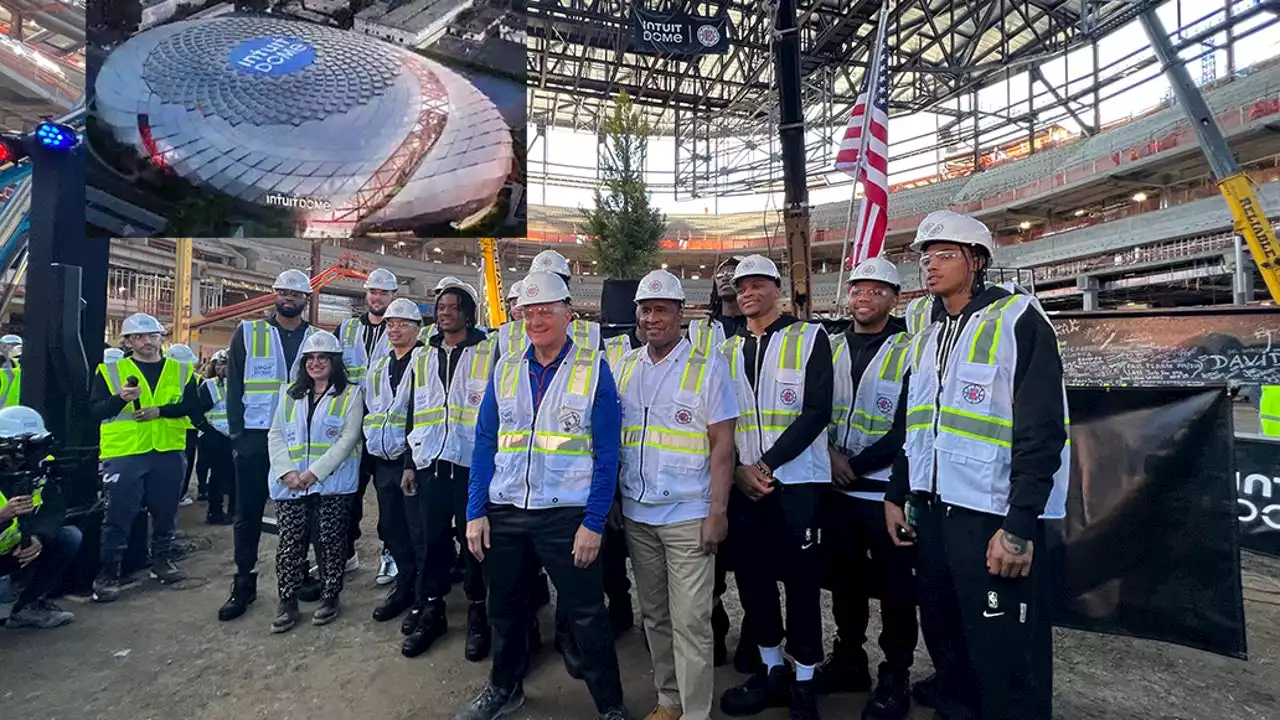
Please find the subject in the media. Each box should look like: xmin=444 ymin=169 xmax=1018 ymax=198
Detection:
xmin=33 ymin=122 xmax=79 ymax=150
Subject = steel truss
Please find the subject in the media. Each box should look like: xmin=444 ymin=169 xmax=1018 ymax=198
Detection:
xmin=528 ymin=0 xmax=1265 ymax=199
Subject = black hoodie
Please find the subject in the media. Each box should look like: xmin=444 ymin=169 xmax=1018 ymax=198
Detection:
xmin=885 ymin=285 xmax=1067 ymax=541
xmin=835 ymin=315 xmax=911 ymax=480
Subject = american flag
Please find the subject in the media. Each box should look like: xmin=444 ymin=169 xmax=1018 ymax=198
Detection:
xmin=834 ymin=8 xmax=891 ymax=266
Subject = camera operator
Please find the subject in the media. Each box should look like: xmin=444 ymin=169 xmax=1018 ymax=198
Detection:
xmin=0 ymin=406 xmax=78 ymax=629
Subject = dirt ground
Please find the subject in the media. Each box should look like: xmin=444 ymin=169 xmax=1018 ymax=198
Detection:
xmin=2 ymin=502 xmax=1278 ymax=720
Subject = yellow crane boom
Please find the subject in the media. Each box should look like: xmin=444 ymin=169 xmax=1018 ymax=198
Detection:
xmin=479 ymin=238 xmax=507 ymax=327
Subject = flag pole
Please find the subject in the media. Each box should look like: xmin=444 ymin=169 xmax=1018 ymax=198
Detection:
xmin=834 ymin=191 xmax=857 ymax=292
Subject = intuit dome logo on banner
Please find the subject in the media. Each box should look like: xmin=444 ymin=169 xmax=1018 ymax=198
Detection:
xmin=631 ymin=7 xmax=731 ymax=55
xmin=229 ymin=36 xmax=317 ymax=76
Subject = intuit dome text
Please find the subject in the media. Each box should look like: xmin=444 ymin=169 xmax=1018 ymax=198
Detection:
xmin=630 ymin=7 xmax=730 ymax=55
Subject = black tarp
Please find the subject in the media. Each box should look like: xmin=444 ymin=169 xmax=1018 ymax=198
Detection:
xmin=1054 ymin=386 xmax=1246 ymax=659
xmin=1234 ymin=433 xmax=1280 ymax=558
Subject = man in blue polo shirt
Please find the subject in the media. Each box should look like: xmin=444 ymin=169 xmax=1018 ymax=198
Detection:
xmin=456 ymin=271 xmax=628 ymax=720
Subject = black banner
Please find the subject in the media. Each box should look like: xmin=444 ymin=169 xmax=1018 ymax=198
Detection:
xmin=631 ymin=7 xmax=731 ymax=55
xmin=1053 ymin=386 xmax=1246 ymax=658
xmin=1235 ymin=433 xmax=1280 ymax=557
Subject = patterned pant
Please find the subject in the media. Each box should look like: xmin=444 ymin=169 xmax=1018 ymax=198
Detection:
xmin=276 ymin=494 xmax=351 ymax=601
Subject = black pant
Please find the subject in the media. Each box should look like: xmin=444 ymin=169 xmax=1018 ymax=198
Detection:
xmin=602 ymin=524 xmax=630 ymax=602
xmin=232 ymin=432 xmax=272 ymax=575
xmin=824 ymin=490 xmax=918 ymax=674
xmin=101 ymin=451 xmax=186 ymax=567
xmin=0 ymin=525 xmax=81 ymax=610
xmin=201 ymin=432 xmax=236 ymax=519
xmin=407 ymin=460 xmax=485 ymax=602
xmin=195 ymin=431 xmax=212 ymax=497
xmin=346 ymin=453 xmax=379 ymax=560
xmin=916 ymin=499 xmax=1052 ymax=720
xmin=372 ymin=457 xmax=416 ymax=593
xmin=734 ymin=482 xmax=825 ymax=667
xmin=487 ymin=505 xmax=624 ymax=713
xmin=181 ymin=430 xmax=198 ymax=498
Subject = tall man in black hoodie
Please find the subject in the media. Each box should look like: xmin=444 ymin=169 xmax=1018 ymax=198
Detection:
xmin=885 ymin=211 xmax=1068 ymax=720
xmin=817 ymin=256 xmax=915 ymax=720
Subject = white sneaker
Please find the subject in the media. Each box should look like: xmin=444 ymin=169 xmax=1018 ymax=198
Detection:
xmin=375 ymin=550 xmax=397 ymax=585
xmin=345 ymin=552 xmax=360 ymax=574
xmin=178 ymin=496 xmax=194 ymax=507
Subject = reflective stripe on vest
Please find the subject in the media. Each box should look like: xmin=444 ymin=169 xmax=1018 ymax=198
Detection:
xmin=276 ymin=387 xmax=360 ymax=499
xmin=363 ymin=352 xmax=412 ymax=459
xmin=408 ymin=339 xmax=494 ymax=468
xmin=0 ymin=367 xmax=20 ymax=407
xmin=241 ymin=320 xmax=312 ymax=431
xmin=604 ymin=335 xmax=630 ymax=372
xmin=205 ymin=378 xmax=230 ymax=436
xmin=98 ymin=357 xmax=189 ymax=458
xmin=905 ymin=296 xmax=934 ymax=336
xmin=830 ymin=332 xmax=910 ymax=464
xmin=617 ymin=345 xmax=710 ymax=455
xmin=0 ymin=486 xmax=43 ymax=555
xmin=1261 ymin=385 xmax=1280 ymax=437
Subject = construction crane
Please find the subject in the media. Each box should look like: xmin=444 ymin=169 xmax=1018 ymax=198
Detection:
xmin=189 ymin=265 xmax=371 ymax=330
xmin=479 ymin=237 xmax=507 ymax=327
xmin=1142 ymin=10 xmax=1280 ymax=304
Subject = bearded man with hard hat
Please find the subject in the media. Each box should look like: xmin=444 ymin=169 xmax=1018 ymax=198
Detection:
xmin=458 ymin=271 xmax=628 ymax=720
xmin=716 ymin=254 xmax=833 ymax=720
xmin=399 ymin=281 xmax=495 ymax=660
xmin=883 ymin=210 xmax=1068 ymax=720
xmin=90 ymin=312 xmax=204 ymax=602
xmin=218 ymin=269 xmax=317 ymax=621
xmin=815 ymin=256 xmax=916 ymax=720
xmin=337 ymin=266 xmax=401 ymax=586
xmin=614 ymin=270 xmax=738 ymax=720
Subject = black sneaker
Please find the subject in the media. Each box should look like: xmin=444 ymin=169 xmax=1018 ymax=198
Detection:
xmin=372 ymin=586 xmax=415 ymax=622
xmin=465 ymin=601 xmax=491 ymax=662
xmin=402 ymin=599 xmax=447 ymax=658
xmin=401 ymin=604 xmax=424 ymax=636
xmin=720 ymin=664 xmax=792 ymax=716
xmin=599 ymin=707 xmax=631 ymax=720
xmin=92 ymin=566 xmax=123 ymax=603
xmin=815 ymin=641 xmax=872 ymax=695
xmin=455 ymin=684 xmax=525 ymax=720
xmin=790 ymin=679 xmax=821 ymax=720
xmin=149 ymin=558 xmax=187 ymax=584
xmin=271 ymin=598 xmax=300 ymax=634
xmin=218 ymin=573 xmax=257 ymax=620
xmin=312 ymin=597 xmax=340 ymax=626
xmin=862 ymin=670 xmax=911 ymax=720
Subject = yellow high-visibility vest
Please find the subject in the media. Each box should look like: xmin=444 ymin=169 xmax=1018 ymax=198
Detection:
xmin=97 ymin=357 xmax=191 ymax=458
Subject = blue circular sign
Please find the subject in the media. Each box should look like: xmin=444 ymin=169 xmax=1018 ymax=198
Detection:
xmin=229 ymin=36 xmax=316 ymax=76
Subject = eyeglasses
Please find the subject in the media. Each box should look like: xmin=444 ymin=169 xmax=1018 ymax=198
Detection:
xmin=304 ymin=354 xmax=331 ymax=365
xmin=386 ymin=319 xmax=417 ymax=329
xmin=918 ymin=250 xmax=963 ymax=267
xmin=523 ymin=306 xmax=565 ymax=321
xmin=848 ymin=287 xmax=892 ymax=299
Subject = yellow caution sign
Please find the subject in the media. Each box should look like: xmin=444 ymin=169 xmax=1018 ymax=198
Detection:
xmin=1218 ymin=174 xmax=1280 ymax=304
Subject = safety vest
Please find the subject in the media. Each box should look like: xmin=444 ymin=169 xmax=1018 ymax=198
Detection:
xmin=98 ymin=357 xmax=191 ymax=458
xmin=830 ymin=332 xmax=911 ymax=497
xmin=1261 ymin=385 xmax=1280 ymax=437
xmin=488 ymin=345 xmax=603 ymax=509
xmin=240 ymin=319 xmax=314 ymax=431
xmin=338 ymin=315 xmax=392 ymax=385
xmin=615 ymin=340 xmax=714 ymax=505
xmin=173 ymin=364 xmax=197 ymax=431
xmin=904 ymin=296 xmax=935 ymax=336
xmin=0 ymin=486 xmax=43 ymax=555
xmin=0 ymin=367 xmax=20 ymax=407
xmin=604 ymin=334 xmax=631 ymax=372
xmin=722 ymin=322 xmax=831 ymax=486
xmin=687 ymin=318 xmax=727 ymax=357
xmin=418 ymin=323 xmax=437 ymax=343
xmin=408 ymin=339 xmax=494 ymax=469
xmin=204 ymin=378 xmax=230 ymax=437
xmin=904 ymin=294 xmax=1070 ymax=519
xmin=273 ymin=386 xmax=361 ymax=501
xmin=362 ymin=348 xmax=415 ymax=460
xmin=498 ymin=319 xmax=601 ymax=358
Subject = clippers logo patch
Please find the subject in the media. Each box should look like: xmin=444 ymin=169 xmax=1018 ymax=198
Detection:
xmin=648 ymin=279 xmax=663 ymax=291
xmin=779 ymin=388 xmax=798 ymax=406
xmin=859 ymin=264 xmax=876 ymax=277
xmin=739 ymin=258 xmax=756 ymax=271
xmin=468 ymin=392 xmax=483 ymax=405
xmin=325 ymin=425 xmax=340 ymax=440
xmin=876 ymin=396 xmax=894 ymax=415
xmin=525 ymin=284 xmax=539 ymax=298
xmin=922 ymin=221 xmax=944 ymax=238
xmin=674 ymin=408 xmax=694 ymax=425
xmin=696 ymin=24 xmax=720 ymax=47
xmin=962 ymin=384 xmax=986 ymax=404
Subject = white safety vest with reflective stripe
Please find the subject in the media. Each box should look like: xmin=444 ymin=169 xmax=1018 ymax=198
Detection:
xmin=498 ymin=319 xmax=601 ymax=358
xmin=204 ymin=378 xmax=230 ymax=437
xmin=272 ymin=386 xmax=361 ymax=501
xmin=604 ymin=335 xmax=631 ymax=372
xmin=904 ymin=294 xmax=1070 ymax=518
xmin=722 ymin=322 xmax=831 ymax=486
xmin=830 ymin=331 xmax=911 ymax=497
xmin=418 ymin=323 xmax=437 ymax=344
xmin=687 ymin=318 xmax=727 ymax=357
xmin=904 ymin=296 xmax=935 ymax=336
xmin=338 ymin=316 xmax=392 ymax=385
xmin=409 ymin=340 xmax=495 ymax=469
xmin=362 ymin=351 xmax=414 ymax=460
xmin=489 ymin=346 xmax=603 ymax=509
xmin=240 ymin=320 xmax=314 ymax=431
xmin=615 ymin=340 xmax=713 ymax=505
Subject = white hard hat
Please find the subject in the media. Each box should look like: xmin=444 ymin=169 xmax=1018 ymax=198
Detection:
xmin=0 ymin=334 xmax=20 ymax=346
xmin=166 ymin=344 xmax=197 ymax=363
xmin=121 ymin=312 xmax=165 ymax=336
xmin=732 ymin=254 xmax=782 ymax=284
xmin=517 ymin=271 xmax=571 ymax=308
xmin=848 ymin=256 xmax=901 ymax=289
xmin=384 ymin=297 xmax=423 ymax=322
xmin=364 ymin=268 xmax=398 ymax=291
xmin=506 ymin=279 xmax=524 ymax=300
xmin=531 ymin=249 xmax=571 ymax=278
xmin=212 ymin=349 xmax=229 ymax=362
xmin=273 ymin=269 xmax=312 ymax=294
xmin=434 ymin=276 xmax=462 ymax=293
xmin=299 ymin=330 xmax=343 ymax=355
xmin=104 ymin=348 xmax=125 ymax=363
xmin=441 ymin=282 xmax=479 ymax=304
xmin=634 ymin=269 xmax=685 ymax=302
xmin=910 ymin=211 xmax=995 ymax=255
xmin=0 ymin=406 xmax=49 ymax=439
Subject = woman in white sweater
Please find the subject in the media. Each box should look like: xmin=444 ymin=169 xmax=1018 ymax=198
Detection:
xmin=267 ymin=331 xmax=364 ymax=633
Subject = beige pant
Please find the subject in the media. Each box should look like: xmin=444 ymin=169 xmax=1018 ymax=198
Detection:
xmin=625 ymin=517 xmax=716 ymax=720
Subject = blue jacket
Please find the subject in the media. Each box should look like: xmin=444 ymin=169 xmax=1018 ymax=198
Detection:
xmin=468 ymin=339 xmax=620 ymax=534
